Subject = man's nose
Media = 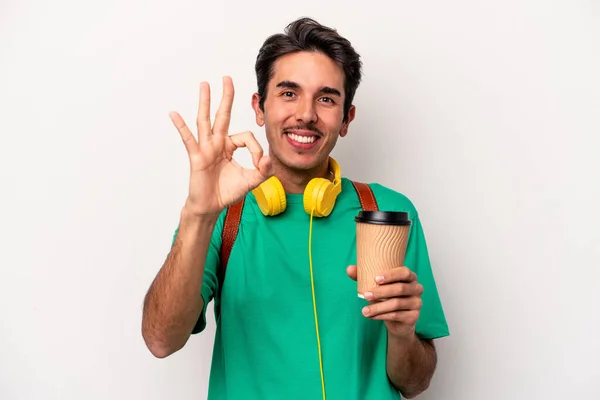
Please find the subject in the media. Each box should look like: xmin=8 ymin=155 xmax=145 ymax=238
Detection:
xmin=295 ymin=98 xmax=317 ymax=123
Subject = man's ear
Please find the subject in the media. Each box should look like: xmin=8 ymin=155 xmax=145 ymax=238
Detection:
xmin=340 ymin=105 xmax=356 ymax=137
xmin=251 ymin=93 xmax=264 ymax=126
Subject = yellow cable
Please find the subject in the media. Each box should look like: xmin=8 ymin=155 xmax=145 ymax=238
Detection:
xmin=308 ymin=207 xmax=326 ymax=400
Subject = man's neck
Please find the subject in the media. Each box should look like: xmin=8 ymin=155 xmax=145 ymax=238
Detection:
xmin=272 ymin=158 xmax=333 ymax=194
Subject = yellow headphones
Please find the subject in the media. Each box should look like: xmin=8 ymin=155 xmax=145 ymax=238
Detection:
xmin=252 ymin=157 xmax=342 ymax=218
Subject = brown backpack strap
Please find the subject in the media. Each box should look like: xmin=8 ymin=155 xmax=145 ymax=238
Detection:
xmin=220 ymin=197 xmax=245 ymax=279
xmin=351 ymin=181 xmax=379 ymax=211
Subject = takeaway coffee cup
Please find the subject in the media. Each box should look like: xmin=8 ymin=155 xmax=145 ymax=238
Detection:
xmin=355 ymin=211 xmax=412 ymax=298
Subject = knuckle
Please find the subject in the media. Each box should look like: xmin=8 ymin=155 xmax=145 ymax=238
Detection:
xmin=396 ymin=284 xmax=404 ymax=296
xmin=409 ymin=311 xmax=420 ymax=324
xmin=415 ymin=298 xmax=423 ymax=310
xmin=394 ymin=298 xmax=404 ymax=310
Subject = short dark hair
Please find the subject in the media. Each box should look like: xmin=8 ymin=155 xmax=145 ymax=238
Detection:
xmin=255 ymin=17 xmax=362 ymax=122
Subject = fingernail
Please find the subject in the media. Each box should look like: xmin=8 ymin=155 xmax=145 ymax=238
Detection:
xmin=362 ymin=307 xmax=370 ymax=315
xmin=364 ymin=291 xmax=373 ymax=300
xmin=375 ymin=275 xmax=384 ymax=284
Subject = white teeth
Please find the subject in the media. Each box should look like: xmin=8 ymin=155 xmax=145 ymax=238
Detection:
xmin=287 ymin=133 xmax=316 ymax=144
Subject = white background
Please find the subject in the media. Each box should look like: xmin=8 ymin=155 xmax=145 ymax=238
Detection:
xmin=1 ymin=0 xmax=599 ymax=399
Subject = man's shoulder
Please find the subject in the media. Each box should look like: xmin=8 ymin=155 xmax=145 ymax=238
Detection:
xmin=355 ymin=180 xmax=419 ymax=218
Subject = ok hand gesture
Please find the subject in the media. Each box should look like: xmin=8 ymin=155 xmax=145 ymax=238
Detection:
xmin=169 ymin=77 xmax=273 ymax=218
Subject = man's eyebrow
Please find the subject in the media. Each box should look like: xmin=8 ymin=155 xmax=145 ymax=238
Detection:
xmin=319 ymin=86 xmax=342 ymax=97
xmin=276 ymin=80 xmax=300 ymax=89
xmin=275 ymin=81 xmax=342 ymax=97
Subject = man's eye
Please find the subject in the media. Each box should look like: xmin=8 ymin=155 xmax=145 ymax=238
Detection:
xmin=320 ymin=97 xmax=334 ymax=103
xmin=283 ymin=91 xmax=295 ymax=97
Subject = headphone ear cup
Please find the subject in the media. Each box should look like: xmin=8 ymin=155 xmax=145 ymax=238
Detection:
xmin=252 ymin=176 xmax=286 ymax=216
xmin=304 ymin=178 xmax=337 ymax=217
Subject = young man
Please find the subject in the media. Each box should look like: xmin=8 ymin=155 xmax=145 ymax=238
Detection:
xmin=142 ymin=17 xmax=449 ymax=400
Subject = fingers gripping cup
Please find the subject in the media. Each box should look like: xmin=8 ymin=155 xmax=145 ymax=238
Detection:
xmin=355 ymin=211 xmax=412 ymax=298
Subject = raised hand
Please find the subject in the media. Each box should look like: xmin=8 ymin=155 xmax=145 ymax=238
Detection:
xmin=169 ymin=76 xmax=273 ymax=218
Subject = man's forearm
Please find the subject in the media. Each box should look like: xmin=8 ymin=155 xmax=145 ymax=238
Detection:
xmin=141 ymin=206 xmax=218 ymax=358
xmin=386 ymin=333 xmax=437 ymax=398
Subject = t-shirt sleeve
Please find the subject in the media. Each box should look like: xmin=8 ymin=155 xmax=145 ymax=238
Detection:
xmin=170 ymin=213 xmax=224 ymax=334
xmin=404 ymin=214 xmax=450 ymax=340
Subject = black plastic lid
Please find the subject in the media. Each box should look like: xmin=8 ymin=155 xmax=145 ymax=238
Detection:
xmin=355 ymin=211 xmax=412 ymax=226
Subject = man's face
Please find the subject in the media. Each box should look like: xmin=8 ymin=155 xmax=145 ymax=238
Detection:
xmin=252 ymin=51 xmax=355 ymax=172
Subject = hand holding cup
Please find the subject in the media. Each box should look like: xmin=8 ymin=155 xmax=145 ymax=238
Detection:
xmin=347 ymin=211 xmax=422 ymax=338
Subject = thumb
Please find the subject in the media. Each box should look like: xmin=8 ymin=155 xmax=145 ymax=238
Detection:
xmin=346 ymin=265 xmax=357 ymax=281
xmin=257 ymin=155 xmax=273 ymax=177
xmin=245 ymin=155 xmax=273 ymax=189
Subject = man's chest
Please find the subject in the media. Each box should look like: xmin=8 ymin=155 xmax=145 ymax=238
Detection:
xmin=220 ymin=215 xmax=362 ymax=321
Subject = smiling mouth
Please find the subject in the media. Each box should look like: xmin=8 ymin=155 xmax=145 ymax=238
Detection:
xmin=286 ymin=132 xmax=318 ymax=144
